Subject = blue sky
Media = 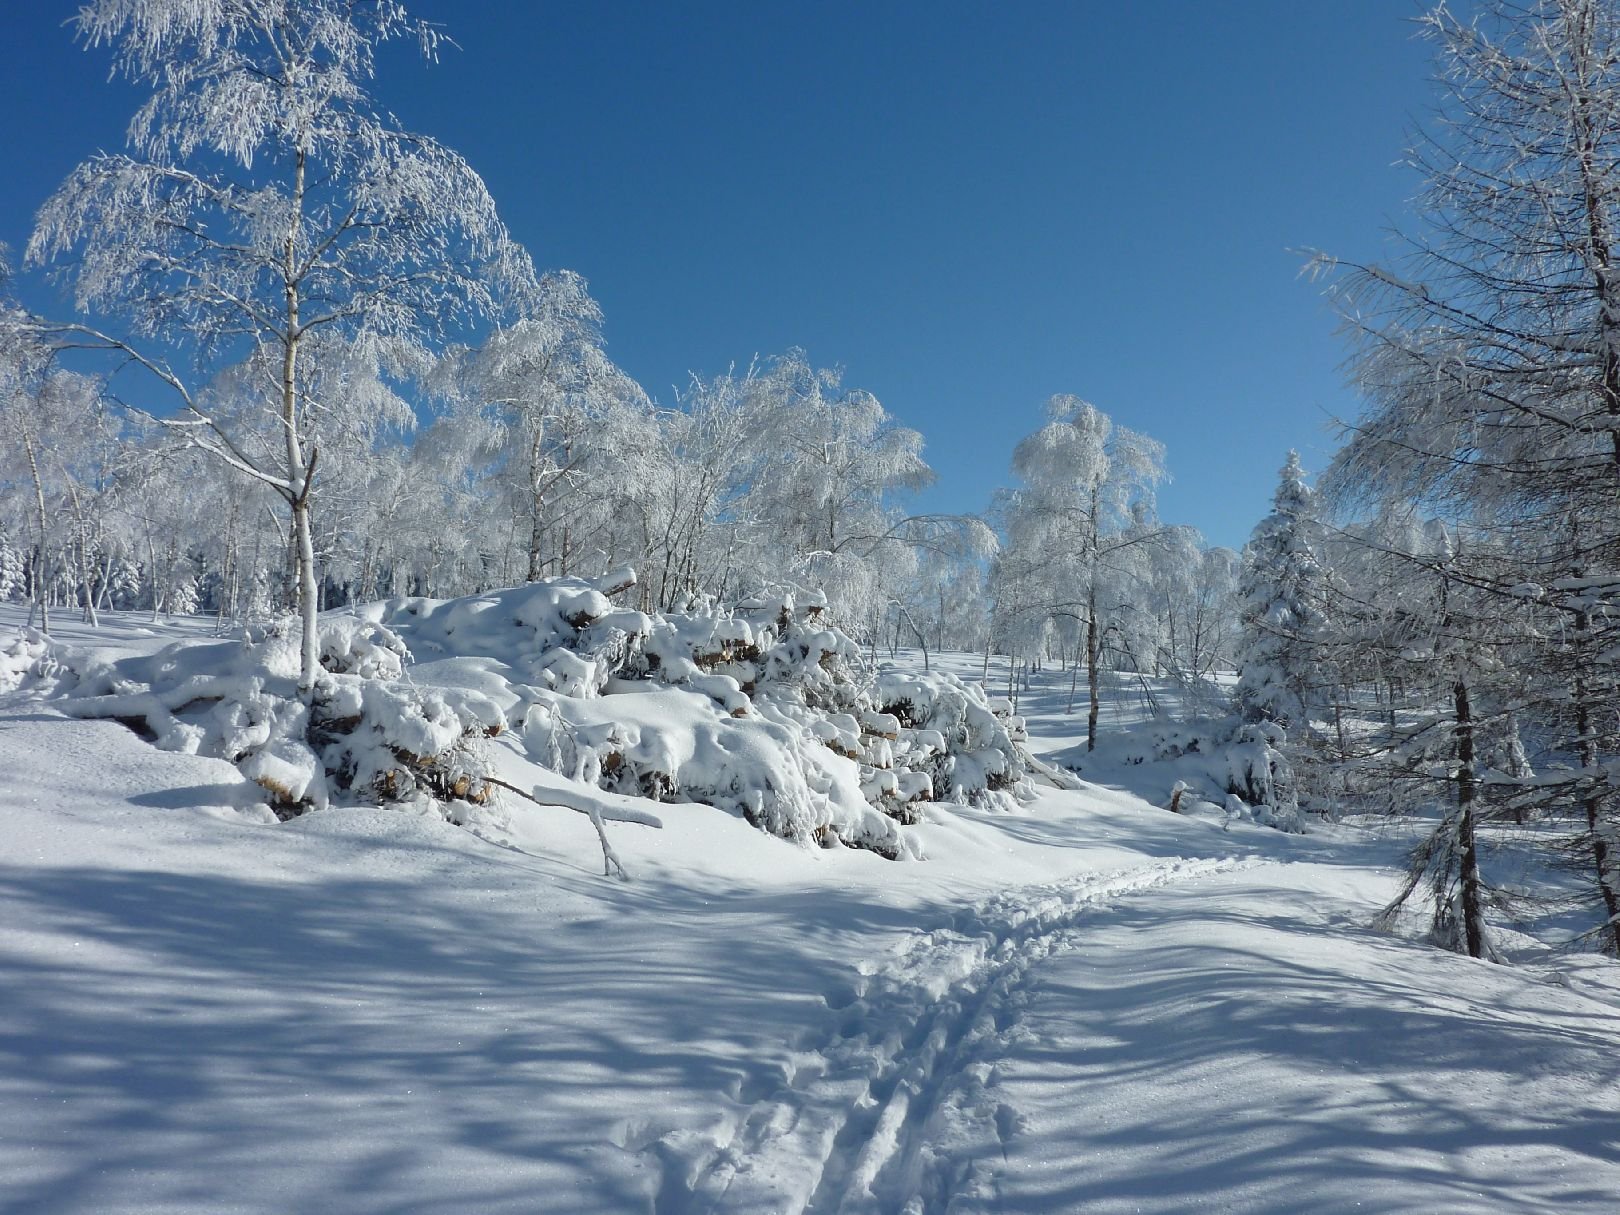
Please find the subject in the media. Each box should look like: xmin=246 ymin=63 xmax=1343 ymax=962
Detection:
xmin=0 ymin=1 xmax=1439 ymax=550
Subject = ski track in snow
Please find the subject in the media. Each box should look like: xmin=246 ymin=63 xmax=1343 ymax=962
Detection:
xmin=643 ymin=855 xmax=1262 ymax=1215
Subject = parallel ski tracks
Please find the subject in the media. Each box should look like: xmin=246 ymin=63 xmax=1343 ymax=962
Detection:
xmin=647 ymin=855 xmax=1264 ymax=1215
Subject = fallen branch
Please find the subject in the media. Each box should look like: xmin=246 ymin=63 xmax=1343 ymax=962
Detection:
xmin=482 ymin=775 xmax=664 ymax=827
xmin=1024 ymin=753 xmax=1084 ymax=791
xmin=484 ymin=775 xmax=666 ymax=882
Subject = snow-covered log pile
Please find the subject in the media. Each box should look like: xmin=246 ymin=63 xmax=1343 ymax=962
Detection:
xmin=870 ymin=671 xmax=1031 ymax=815
xmin=29 ymin=571 xmax=1035 ymax=857
xmin=363 ymin=574 xmax=1035 ymax=851
xmin=39 ymin=616 xmax=505 ymax=818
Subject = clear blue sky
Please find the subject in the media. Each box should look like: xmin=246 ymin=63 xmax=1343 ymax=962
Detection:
xmin=0 ymin=1 xmax=1441 ymax=550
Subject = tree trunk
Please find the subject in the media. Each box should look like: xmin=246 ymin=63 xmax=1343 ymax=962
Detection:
xmin=1453 ymin=680 xmax=1489 ymax=961
xmin=22 ymin=431 xmax=50 ymax=635
xmin=65 ymin=486 xmax=98 ymax=627
xmin=283 ymin=146 xmax=320 ymax=695
xmin=146 ymin=532 xmax=163 ymax=621
xmin=1086 ymin=604 xmax=1101 ymax=752
xmin=96 ymin=551 xmax=115 ymax=614
xmin=527 ymin=470 xmax=545 ymax=582
xmin=1574 ymin=610 xmax=1620 ymax=954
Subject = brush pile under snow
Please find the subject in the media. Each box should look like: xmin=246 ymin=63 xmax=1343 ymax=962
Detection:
xmin=27 ymin=571 xmax=1034 ymax=857
xmin=1136 ymin=717 xmax=1304 ymax=833
xmin=36 ymin=616 xmax=505 ymax=818
xmin=0 ymin=629 xmax=57 ymax=694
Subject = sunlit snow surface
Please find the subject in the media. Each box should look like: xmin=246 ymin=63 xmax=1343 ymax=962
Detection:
xmin=2 ymin=607 xmax=1618 ymax=1214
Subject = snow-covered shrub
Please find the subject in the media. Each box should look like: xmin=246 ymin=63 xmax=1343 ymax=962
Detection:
xmin=872 ymin=669 xmax=1032 ymax=813
xmin=1222 ymin=722 xmax=1304 ymax=832
xmin=1140 ymin=722 xmax=1220 ymax=762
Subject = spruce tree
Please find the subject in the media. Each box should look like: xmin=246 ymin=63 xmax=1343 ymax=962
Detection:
xmin=1235 ymin=451 xmax=1326 ymax=731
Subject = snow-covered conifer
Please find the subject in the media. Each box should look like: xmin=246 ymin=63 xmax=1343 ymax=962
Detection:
xmin=1234 ymin=451 xmax=1326 ymax=730
xmin=0 ymin=531 xmax=23 ymax=603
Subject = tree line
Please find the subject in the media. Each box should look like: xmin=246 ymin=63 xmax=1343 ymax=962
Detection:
xmin=0 ymin=0 xmax=1241 ymax=699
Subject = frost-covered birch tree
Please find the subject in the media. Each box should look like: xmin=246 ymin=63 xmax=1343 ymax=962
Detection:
xmin=27 ymin=0 xmax=536 ymax=691
xmin=996 ymin=396 xmax=1167 ymax=749
xmin=737 ymin=350 xmax=988 ymax=633
xmin=436 ymin=271 xmax=649 ymax=584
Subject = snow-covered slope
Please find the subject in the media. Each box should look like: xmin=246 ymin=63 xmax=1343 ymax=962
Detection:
xmin=2 ymin=612 xmax=1618 ymax=1214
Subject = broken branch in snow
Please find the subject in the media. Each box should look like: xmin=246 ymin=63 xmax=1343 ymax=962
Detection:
xmin=481 ymin=775 xmax=663 ymax=828
xmin=483 ymin=774 xmax=664 ymax=881
xmin=1024 ymin=753 xmax=1084 ymax=791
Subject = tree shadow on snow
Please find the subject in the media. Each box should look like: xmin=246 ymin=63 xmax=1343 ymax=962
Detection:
xmin=0 ymin=858 xmax=939 ymax=1214
xmin=991 ymin=891 xmax=1620 ymax=1214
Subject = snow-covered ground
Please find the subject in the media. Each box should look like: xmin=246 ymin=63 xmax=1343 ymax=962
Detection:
xmin=3 ymin=611 xmax=1618 ymax=1213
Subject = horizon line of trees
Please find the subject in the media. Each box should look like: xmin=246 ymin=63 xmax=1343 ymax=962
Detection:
xmin=0 ymin=0 xmax=1243 ymax=702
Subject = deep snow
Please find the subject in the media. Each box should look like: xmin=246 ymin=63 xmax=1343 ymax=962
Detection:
xmin=2 ymin=609 xmax=1618 ymax=1214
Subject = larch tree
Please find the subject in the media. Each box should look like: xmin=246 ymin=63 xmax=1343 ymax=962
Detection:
xmin=1316 ymin=0 xmax=1620 ymax=950
xmin=27 ymin=0 xmax=536 ymax=692
xmin=1352 ymin=523 xmax=1521 ymax=962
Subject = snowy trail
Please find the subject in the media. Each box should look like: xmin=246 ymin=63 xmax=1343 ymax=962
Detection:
xmin=648 ymin=856 xmax=1259 ymax=1215
xmin=972 ymin=859 xmax=1620 ymax=1215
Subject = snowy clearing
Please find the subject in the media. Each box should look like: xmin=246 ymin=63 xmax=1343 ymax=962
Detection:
xmin=2 ymin=613 xmax=1618 ymax=1214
